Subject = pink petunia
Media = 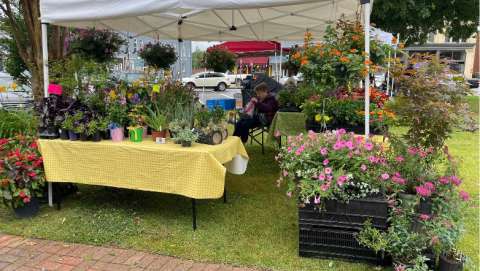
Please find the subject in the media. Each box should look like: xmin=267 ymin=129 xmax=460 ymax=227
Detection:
xmin=337 ymin=175 xmax=347 ymax=186
xmin=407 ymin=147 xmax=418 ymax=155
xmin=323 ymin=159 xmax=329 ymax=166
xmin=424 ymin=182 xmax=435 ymax=192
xmin=286 ymin=191 xmax=292 ymax=198
xmin=364 ymin=142 xmax=374 ymax=151
xmin=320 ymin=182 xmax=331 ymax=191
xmin=314 ymin=196 xmax=321 ymax=204
xmin=450 ymin=176 xmax=462 ymax=186
xmin=337 ymin=128 xmax=346 ymax=135
xmin=318 ymin=174 xmax=326 ymax=181
xmin=282 ymin=170 xmax=289 ymax=177
xmin=324 ymin=167 xmax=332 ymax=175
xmin=320 ymin=147 xmax=328 ymax=156
xmin=439 ymin=176 xmax=450 ymax=185
xmin=346 ymin=141 xmax=354 ymax=150
xmin=392 ymin=176 xmax=406 ymax=185
xmin=368 ymin=156 xmax=377 ymax=163
xmin=395 ymin=156 xmax=405 ymax=162
xmin=416 ymin=186 xmax=432 ymax=198
xmin=327 ymin=175 xmax=333 ymax=181
xmin=381 ymin=173 xmax=390 ymax=180
xmin=459 ymin=190 xmax=470 ymax=201
xmin=419 ymin=214 xmax=430 ymax=221
xmin=360 ymin=164 xmax=367 ymax=172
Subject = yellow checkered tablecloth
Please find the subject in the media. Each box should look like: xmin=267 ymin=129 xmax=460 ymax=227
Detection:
xmin=38 ymin=136 xmax=249 ymax=199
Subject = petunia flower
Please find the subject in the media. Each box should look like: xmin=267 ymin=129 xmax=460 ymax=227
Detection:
xmin=459 ymin=190 xmax=470 ymax=201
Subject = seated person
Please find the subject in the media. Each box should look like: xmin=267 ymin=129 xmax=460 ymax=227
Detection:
xmin=233 ymin=82 xmax=279 ymax=143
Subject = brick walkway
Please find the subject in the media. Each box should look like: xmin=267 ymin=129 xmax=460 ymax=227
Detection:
xmin=0 ymin=234 xmax=258 ymax=271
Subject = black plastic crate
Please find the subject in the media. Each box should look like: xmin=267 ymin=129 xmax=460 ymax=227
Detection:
xmin=299 ymin=225 xmax=391 ymax=266
xmin=299 ymin=197 xmax=389 ymax=230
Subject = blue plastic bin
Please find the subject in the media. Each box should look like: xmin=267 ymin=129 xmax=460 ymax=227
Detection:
xmin=206 ymin=98 xmax=236 ymax=110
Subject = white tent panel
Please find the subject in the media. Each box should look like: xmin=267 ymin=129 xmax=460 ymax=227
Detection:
xmin=40 ymin=0 xmax=360 ymax=41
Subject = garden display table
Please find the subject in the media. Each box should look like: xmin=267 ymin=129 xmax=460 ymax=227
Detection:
xmin=38 ymin=136 xmax=249 ymax=230
xmin=268 ymin=111 xmax=307 ymax=143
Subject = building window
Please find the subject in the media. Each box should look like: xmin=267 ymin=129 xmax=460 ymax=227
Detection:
xmin=439 ymin=50 xmax=465 ymax=73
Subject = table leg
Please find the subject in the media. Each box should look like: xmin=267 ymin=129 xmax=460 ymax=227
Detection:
xmin=48 ymin=182 xmax=53 ymax=207
xmin=223 ymin=187 xmax=227 ymax=204
xmin=192 ymin=199 xmax=197 ymax=231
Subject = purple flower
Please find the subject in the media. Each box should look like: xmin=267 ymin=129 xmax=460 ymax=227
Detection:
xmin=324 ymin=167 xmax=332 ymax=174
xmin=323 ymin=159 xmax=329 ymax=166
xmin=450 ymin=176 xmax=462 ymax=186
xmin=381 ymin=173 xmax=390 ymax=180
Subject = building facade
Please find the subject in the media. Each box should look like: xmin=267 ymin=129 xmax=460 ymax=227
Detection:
xmin=405 ymin=32 xmax=478 ymax=79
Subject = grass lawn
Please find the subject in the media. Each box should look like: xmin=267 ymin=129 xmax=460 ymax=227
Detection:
xmin=0 ymin=129 xmax=478 ymax=271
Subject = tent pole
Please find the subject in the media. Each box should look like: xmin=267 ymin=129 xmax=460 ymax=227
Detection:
xmin=361 ymin=0 xmax=370 ymax=137
xmin=386 ymin=50 xmax=390 ymax=95
xmin=41 ymin=23 xmax=49 ymax=98
xmin=280 ymin=46 xmax=283 ymax=79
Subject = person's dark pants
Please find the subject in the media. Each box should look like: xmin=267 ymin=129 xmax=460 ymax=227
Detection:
xmin=233 ymin=117 xmax=260 ymax=143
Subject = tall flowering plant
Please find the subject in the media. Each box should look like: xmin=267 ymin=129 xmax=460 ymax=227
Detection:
xmin=276 ymin=129 xmax=392 ymax=204
xmin=0 ymin=136 xmax=45 ymax=208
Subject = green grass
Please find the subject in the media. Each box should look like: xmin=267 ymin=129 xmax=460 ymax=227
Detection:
xmin=466 ymin=96 xmax=479 ymax=114
xmin=0 ymin=130 xmax=478 ymax=271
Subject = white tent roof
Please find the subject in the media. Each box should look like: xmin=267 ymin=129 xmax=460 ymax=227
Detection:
xmin=40 ymin=0 xmax=361 ymax=41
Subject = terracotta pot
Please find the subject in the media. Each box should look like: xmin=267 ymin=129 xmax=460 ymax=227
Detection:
xmin=151 ymin=130 xmax=167 ymax=141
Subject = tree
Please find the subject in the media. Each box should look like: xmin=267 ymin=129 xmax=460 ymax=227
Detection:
xmin=192 ymin=48 xmax=205 ymax=69
xmin=0 ymin=0 xmax=66 ymax=101
xmin=139 ymin=43 xmax=176 ymax=70
xmin=204 ymin=47 xmax=236 ymax=73
xmin=372 ymin=0 xmax=479 ymax=45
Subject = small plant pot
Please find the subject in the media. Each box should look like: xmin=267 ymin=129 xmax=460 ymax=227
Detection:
xmin=68 ymin=130 xmax=79 ymax=141
xmin=410 ymin=217 xmax=424 ymax=233
xmin=91 ymin=132 xmax=102 ymax=142
xmin=80 ymin=133 xmax=89 ymax=141
xmin=398 ymin=192 xmax=417 ymax=206
xmin=59 ymin=129 xmax=69 ymax=140
xmin=151 ymin=130 xmax=167 ymax=141
xmin=439 ymin=254 xmax=464 ymax=271
xmin=417 ymin=198 xmax=433 ymax=215
xmin=14 ymin=197 xmax=39 ymax=218
xmin=102 ymin=130 xmax=110 ymax=140
xmin=181 ymin=140 xmax=192 ymax=147
xmin=129 ymin=127 xmax=144 ymax=142
xmin=110 ymin=128 xmax=124 ymax=142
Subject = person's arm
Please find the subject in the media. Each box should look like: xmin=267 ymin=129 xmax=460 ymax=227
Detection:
xmin=255 ymin=97 xmax=276 ymax=113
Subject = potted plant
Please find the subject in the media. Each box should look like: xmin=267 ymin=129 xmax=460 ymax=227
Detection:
xmin=97 ymin=116 xmax=110 ymax=139
xmin=176 ymin=128 xmax=198 ymax=147
xmin=127 ymin=105 xmax=146 ymax=143
xmin=60 ymin=113 xmax=74 ymax=140
xmin=86 ymin=119 xmax=101 ymax=142
xmin=0 ymin=136 xmax=45 ymax=218
xmin=107 ymin=101 xmax=128 ymax=142
xmin=145 ymin=105 xmax=168 ymax=141
xmin=75 ymin=123 xmax=87 ymax=141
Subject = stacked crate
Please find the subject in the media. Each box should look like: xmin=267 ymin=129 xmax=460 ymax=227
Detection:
xmin=298 ymin=197 xmax=390 ymax=266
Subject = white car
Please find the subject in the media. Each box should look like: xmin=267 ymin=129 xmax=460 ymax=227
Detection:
xmin=182 ymin=72 xmax=231 ymax=91
xmin=224 ymin=71 xmax=250 ymax=85
xmin=279 ymin=73 xmax=304 ymax=85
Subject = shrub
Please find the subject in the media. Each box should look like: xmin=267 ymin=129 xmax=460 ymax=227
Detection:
xmin=0 ymin=109 xmax=37 ymax=138
xmin=69 ymin=29 xmax=125 ymax=63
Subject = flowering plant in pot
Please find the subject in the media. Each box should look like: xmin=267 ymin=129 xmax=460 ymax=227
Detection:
xmin=0 ymin=136 xmax=45 ymax=218
xmin=276 ymin=129 xmax=391 ymax=205
xmin=145 ymin=105 xmax=168 ymax=141
xmin=176 ymin=128 xmax=198 ymax=147
xmin=107 ymin=100 xmax=128 ymax=142
xmin=127 ymin=105 xmax=146 ymax=143
xmin=97 ymin=116 xmax=110 ymax=139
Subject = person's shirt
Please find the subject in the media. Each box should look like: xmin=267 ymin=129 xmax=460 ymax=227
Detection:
xmin=254 ymin=94 xmax=279 ymax=123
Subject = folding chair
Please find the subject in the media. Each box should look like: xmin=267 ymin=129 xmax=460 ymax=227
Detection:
xmin=248 ymin=126 xmax=269 ymax=154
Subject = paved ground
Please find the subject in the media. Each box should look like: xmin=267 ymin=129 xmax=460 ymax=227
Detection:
xmin=0 ymin=234 xmax=258 ymax=271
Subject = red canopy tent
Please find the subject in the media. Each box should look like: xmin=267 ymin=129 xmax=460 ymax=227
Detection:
xmin=209 ymin=41 xmax=282 ymax=54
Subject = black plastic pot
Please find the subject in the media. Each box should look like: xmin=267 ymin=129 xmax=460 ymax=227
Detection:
xmin=417 ymin=198 xmax=433 ymax=215
xmin=398 ymin=192 xmax=417 ymax=205
xmin=91 ymin=132 xmax=102 ymax=142
xmin=181 ymin=140 xmax=192 ymax=147
xmin=439 ymin=254 xmax=464 ymax=271
xmin=59 ymin=129 xmax=69 ymax=140
xmin=410 ymin=218 xmax=424 ymax=233
xmin=305 ymin=119 xmax=324 ymax=133
xmin=80 ymin=133 xmax=88 ymax=141
xmin=102 ymin=130 xmax=110 ymax=140
xmin=14 ymin=197 xmax=39 ymax=218
xmin=68 ymin=131 xmax=79 ymax=141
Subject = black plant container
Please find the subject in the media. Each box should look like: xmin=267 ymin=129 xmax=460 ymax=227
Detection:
xmin=417 ymin=198 xmax=433 ymax=215
xmin=59 ymin=129 xmax=69 ymax=140
xmin=91 ymin=132 xmax=102 ymax=142
xmin=181 ymin=140 xmax=192 ymax=147
xmin=410 ymin=218 xmax=424 ymax=233
xmin=439 ymin=254 xmax=464 ymax=271
xmin=305 ymin=119 xmax=324 ymax=133
xmin=68 ymin=131 xmax=79 ymax=141
xmin=14 ymin=197 xmax=39 ymax=218
xmin=102 ymin=130 xmax=110 ymax=140
xmin=80 ymin=133 xmax=88 ymax=141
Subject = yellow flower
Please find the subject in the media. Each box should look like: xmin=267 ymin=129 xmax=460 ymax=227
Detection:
xmin=315 ymin=114 xmax=322 ymax=122
xmin=11 ymin=82 xmax=17 ymax=90
xmin=0 ymin=86 xmax=6 ymax=93
xmin=132 ymin=80 xmax=140 ymax=88
xmin=109 ymin=90 xmax=117 ymax=100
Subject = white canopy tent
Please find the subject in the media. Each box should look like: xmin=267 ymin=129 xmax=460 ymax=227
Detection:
xmin=39 ymin=0 xmax=372 ymax=135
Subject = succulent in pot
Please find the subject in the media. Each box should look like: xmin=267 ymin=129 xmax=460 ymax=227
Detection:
xmin=176 ymin=128 xmax=198 ymax=147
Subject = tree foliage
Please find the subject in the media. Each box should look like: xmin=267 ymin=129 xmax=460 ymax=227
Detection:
xmin=204 ymin=48 xmax=236 ymax=73
xmin=192 ymin=48 xmax=205 ymax=69
xmin=69 ymin=28 xmax=125 ymax=63
xmin=139 ymin=43 xmax=177 ymax=70
xmin=372 ymin=0 xmax=479 ymax=45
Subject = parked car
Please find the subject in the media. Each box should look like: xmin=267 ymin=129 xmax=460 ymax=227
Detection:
xmin=467 ymin=78 xmax=480 ymax=89
xmin=279 ymin=73 xmax=304 ymax=85
xmin=182 ymin=72 xmax=231 ymax=91
xmin=224 ymin=71 xmax=250 ymax=86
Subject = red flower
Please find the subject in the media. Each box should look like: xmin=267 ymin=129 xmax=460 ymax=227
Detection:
xmin=29 ymin=142 xmax=38 ymax=149
xmin=19 ymin=191 xmax=26 ymax=198
xmin=419 ymin=214 xmax=430 ymax=221
xmin=15 ymin=161 xmax=23 ymax=167
xmin=23 ymin=196 xmax=30 ymax=204
xmin=28 ymin=172 xmax=37 ymax=178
